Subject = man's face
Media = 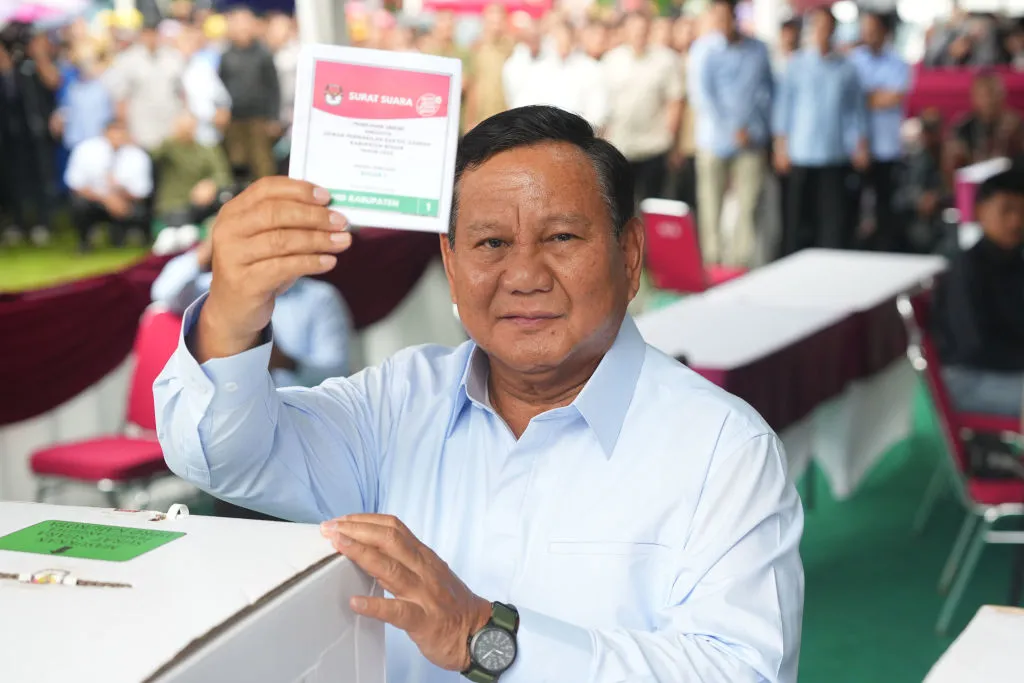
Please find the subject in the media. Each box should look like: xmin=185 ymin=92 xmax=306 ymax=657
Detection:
xmin=972 ymin=77 xmax=1003 ymax=118
xmin=980 ymin=192 xmax=1024 ymax=249
xmin=581 ymin=24 xmax=607 ymax=57
xmin=434 ymin=12 xmax=455 ymax=42
xmin=553 ymin=25 xmax=573 ymax=57
xmin=779 ymin=24 xmax=799 ymax=52
xmin=809 ymin=10 xmax=834 ymax=51
xmin=671 ymin=17 xmax=694 ymax=52
xmin=482 ymin=4 xmax=506 ymax=38
xmin=709 ymin=3 xmax=734 ymax=38
xmin=624 ymin=15 xmax=649 ymax=51
xmin=229 ymin=11 xmax=254 ymax=44
xmin=265 ymin=16 xmax=293 ymax=51
xmin=106 ymin=123 xmax=129 ymax=148
xmin=139 ymin=28 xmax=159 ymax=51
xmin=861 ymin=15 xmax=885 ymax=50
xmin=649 ymin=17 xmax=671 ymax=47
xmin=441 ymin=142 xmax=643 ymax=376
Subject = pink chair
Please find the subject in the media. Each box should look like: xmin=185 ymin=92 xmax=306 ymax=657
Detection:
xmin=897 ymin=291 xmax=1024 ymax=634
xmin=640 ymin=198 xmax=746 ymax=294
xmin=31 ymin=307 xmax=183 ymax=506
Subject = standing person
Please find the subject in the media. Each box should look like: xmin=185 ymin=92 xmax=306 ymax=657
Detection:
xmin=695 ymin=0 xmax=773 ymax=267
xmin=51 ymin=45 xmax=113 ymax=156
xmin=772 ymin=18 xmax=801 ymax=77
xmin=603 ymin=12 xmax=684 ymax=203
xmin=178 ymin=23 xmax=231 ymax=149
xmin=265 ymin=12 xmax=299 ymax=129
xmin=850 ymin=12 xmax=911 ymax=252
xmin=501 ymin=16 xmax=544 ymax=115
xmin=503 ymin=21 xmax=609 ymax=132
xmin=64 ymin=119 xmax=152 ymax=251
xmin=668 ymin=15 xmax=698 ymax=209
xmin=106 ymin=20 xmax=185 ymax=151
xmin=773 ymin=7 xmax=868 ymax=254
xmin=464 ymin=4 xmax=513 ymax=132
xmin=580 ymin=18 xmax=608 ymax=61
xmin=219 ymin=7 xmax=279 ymax=181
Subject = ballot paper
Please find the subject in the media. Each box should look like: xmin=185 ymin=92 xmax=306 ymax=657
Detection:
xmin=290 ymin=44 xmax=462 ymax=234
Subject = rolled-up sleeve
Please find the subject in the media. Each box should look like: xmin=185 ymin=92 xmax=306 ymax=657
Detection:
xmin=154 ymin=293 xmax=398 ymax=523
xmin=505 ymin=434 xmax=803 ymax=683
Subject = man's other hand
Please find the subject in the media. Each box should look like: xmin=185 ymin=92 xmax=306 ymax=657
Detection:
xmin=321 ymin=514 xmax=492 ymax=672
xmin=195 ymin=177 xmax=351 ymax=362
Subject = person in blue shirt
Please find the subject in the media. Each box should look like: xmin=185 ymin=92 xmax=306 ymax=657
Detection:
xmin=849 ymin=12 xmax=911 ymax=252
xmin=51 ymin=48 xmax=114 ymax=155
xmin=773 ymin=6 xmax=868 ymax=254
xmin=695 ymin=0 xmax=773 ymax=267
xmin=154 ymin=106 xmax=803 ymax=683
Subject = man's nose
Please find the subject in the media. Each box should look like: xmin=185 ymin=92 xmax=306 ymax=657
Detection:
xmin=500 ymin=243 xmax=554 ymax=294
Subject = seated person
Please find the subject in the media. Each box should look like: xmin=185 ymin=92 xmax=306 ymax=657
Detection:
xmin=64 ymin=118 xmax=152 ymax=250
xmin=153 ymin=113 xmax=233 ymax=230
xmin=934 ymin=169 xmax=1024 ymax=418
xmin=902 ymin=110 xmax=950 ymax=252
xmin=150 ymin=224 xmax=352 ymax=387
xmin=945 ymin=72 xmax=1024 ymax=178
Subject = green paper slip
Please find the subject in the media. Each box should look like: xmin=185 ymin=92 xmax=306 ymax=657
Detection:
xmin=0 ymin=520 xmax=185 ymax=562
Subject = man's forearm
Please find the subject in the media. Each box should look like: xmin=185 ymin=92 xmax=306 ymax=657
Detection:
xmin=868 ymin=90 xmax=904 ymax=110
xmin=665 ymin=100 xmax=683 ymax=142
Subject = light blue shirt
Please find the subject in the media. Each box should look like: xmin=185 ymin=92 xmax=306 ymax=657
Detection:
xmin=773 ymin=48 xmax=867 ymax=167
xmin=154 ymin=302 xmax=804 ymax=683
xmin=686 ymin=32 xmax=725 ymax=112
xmin=697 ymin=36 xmax=774 ymax=156
xmin=61 ymin=78 xmax=114 ymax=150
xmin=848 ymin=46 xmax=910 ymax=162
xmin=150 ymin=252 xmax=351 ymax=387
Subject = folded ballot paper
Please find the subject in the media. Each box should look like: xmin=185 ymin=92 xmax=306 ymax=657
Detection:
xmin=0 ymin=502 xmax=385 ymax=683
xmin=924 ymin=605 xmax=1024 ymax=683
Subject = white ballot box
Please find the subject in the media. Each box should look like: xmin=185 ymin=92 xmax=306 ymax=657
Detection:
xmin=0 ymin=502 xmax=386 ymax=683
xmin=924 ymin=605 xmax=1024 ymax=683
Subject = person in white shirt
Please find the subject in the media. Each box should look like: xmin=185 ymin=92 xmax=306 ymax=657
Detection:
xmin=502 ymin=17 xmax=544 ymax=110
xmin=602 ymin=13 xmax=685 ymax=203
xmin=504 ymin=20 xmax=610 ymax=133
xmin=64 ymin=118 xmax=153 ymax=251
xmin=177 ymin=23 xmax=231 ymax=148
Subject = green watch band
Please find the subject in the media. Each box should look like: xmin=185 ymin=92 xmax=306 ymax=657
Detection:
xmin=462 ymin=602 xmax=519 ymax=682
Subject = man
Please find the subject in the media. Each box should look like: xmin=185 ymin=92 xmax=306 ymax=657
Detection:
xmin=219 ymin=7 xmax=280 ymax=181
xmin=503 ymin=21 xmax=609 ymax=132
xmin=773 ymin=7 xmax=868 ymax=254
xmin=849 ymin=12 xmax=911 ymax=253
xmin=947 ymin=72 xmax=1024 ymax=176
xmin=772 ymin=18 xmax=801 ymax=77
xmin=902 ymin=111 xmax=949 ymax=253
xmin=464 ymin=4 xmax=513 ymax=132
xmin=51 ymin=45 xmax=113 ymax=153
xmin=603 ymin=13 xmax=684 ymax=204
xmin=501 ymin=16 xmax=544 ymax=114
xmin=152 ymin=113 xmax=233 ymax=231
xmin=934 ymin=169 xmax=1024 ymax=418
xmin=579 ymin=19 xmax=608 ymax=61
xmin=64 ymin=118 xmax=152 ymax=250
xmin=154 ymin=105 xmax=803 ymax=683
xmin=695 ymin=0 xmax=773 ymax=268
xmin=106 ymin=20 xmax=185 ymax=151
xmin=668 ymin=15 xmax=698 ymax=209
xmin=178 ymin=23 xmax=231 ymax=149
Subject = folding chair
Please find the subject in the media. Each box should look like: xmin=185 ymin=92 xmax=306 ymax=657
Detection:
xmin=897 ymin=292 xmax=1024 ymax=634
xmin=30 ymin=307 xmax=183 ymax=507
xmin=640 ymin=198 xmax=746 ymax=294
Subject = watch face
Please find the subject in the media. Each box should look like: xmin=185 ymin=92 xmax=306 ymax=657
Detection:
xmin=472 ymin=626 xmax=517 ymax=673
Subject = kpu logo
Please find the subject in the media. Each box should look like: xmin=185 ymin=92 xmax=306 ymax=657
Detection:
xmin=324 ymin=84 xmax=343 ymax=106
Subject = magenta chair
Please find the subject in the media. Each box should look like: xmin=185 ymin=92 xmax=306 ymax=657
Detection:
xmin=897 ymin=291 xmax=1024 ymax=634
xmin=31 ymin=307 xmax=183 ymax=507
xmin=640 ymin=198 xmax=746 ymax=294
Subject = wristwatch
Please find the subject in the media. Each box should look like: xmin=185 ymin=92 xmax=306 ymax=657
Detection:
xmin=462 ymin=602 xmax=519 ymax=682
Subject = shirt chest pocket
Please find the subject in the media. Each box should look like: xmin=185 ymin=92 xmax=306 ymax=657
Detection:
xmin=531 ymin=541 xmax=672 ymax=630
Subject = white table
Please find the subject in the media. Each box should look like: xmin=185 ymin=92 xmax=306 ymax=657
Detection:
xmin=704 ymin=249 xmax=948 ymax=498
xmin=637 ymin=297 xmax=852 ymax=484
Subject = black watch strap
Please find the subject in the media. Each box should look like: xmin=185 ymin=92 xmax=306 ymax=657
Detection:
xmin=462 ymin=602 xmax=519 ymax=682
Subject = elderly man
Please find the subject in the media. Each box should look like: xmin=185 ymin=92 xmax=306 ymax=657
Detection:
xmin=155 ymin=106 xmax=803 ymax=683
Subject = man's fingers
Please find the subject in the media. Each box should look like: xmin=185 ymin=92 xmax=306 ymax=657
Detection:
xmin=238 ymin=228 xmax=352 ymax=264
xmin=248 ymin=254 xmax=338 ymax=292
xmin=229 ymin=200 xmax=346 ymax=237
xmin=229 ymin=176 xmax=332 ymax=213
xmin=323 ymin=517 xmax=425 ymax=569
xmin=350 ymin=596 xmax=425 ymax=632
xmin=327 ymin=534 xmax=419 ymax=596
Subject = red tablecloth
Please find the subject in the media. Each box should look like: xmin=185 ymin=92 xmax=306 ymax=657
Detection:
xmin=0 ymin=229 xmax=440 ymax=427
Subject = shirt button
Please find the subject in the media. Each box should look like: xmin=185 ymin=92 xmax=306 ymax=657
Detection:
xmin=224 ymin=382 xmax=238 ymax=393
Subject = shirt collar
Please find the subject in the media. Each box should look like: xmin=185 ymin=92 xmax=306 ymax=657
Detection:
xmin=445 ymin=315 xmax=647 ymax=458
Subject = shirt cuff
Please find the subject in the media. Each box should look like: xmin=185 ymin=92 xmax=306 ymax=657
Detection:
xmin=505 ymin=608 xmax=595 ymax=683
xmin=177 ymin=293 xmax=274 ymax=412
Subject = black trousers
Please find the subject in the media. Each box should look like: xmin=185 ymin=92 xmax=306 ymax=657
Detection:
xmin=670 ymin=154 xmax=698 ymax=211
xmin=630 ymin=153 xmax=669 ymax=207
xmin=160 ymin=200 xmax=221 ymax=229
xmin=784 ymin=165 xmax=856 ymax=255
xmin=70 ymin=195 xmax=147 ymax=247
xmin=862 ymin=160 xmax=905 ymax=252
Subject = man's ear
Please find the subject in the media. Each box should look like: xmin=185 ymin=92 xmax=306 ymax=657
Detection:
xmin=439 ymin=233 xmax=457 ymax=305
xmin=620 ymin=217 xmax=645 ymax=303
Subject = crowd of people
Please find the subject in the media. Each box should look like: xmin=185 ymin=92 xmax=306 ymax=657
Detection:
xmin=1 ymin=1 xmax=1023 ymax=267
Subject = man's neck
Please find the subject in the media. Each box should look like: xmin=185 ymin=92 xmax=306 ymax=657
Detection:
xmin=869 ymin=43 xmax=884 ymax=56
xmin=726 ymin=31 xmax=741 ymax=45
xmin=487 ymin=355 xmax=603 ymax=438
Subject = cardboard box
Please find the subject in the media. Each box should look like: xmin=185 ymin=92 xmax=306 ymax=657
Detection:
xmin=924 ymin=605 xmax=1024 ymax=683
xmin=0 ymin=502 xmax=386 ymax=683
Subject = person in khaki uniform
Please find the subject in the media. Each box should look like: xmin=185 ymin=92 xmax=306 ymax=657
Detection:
xmin=464 ymin=4 xmax=513 ymax=133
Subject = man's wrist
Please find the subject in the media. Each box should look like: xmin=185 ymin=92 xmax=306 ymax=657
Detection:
xmin=194 ymin=296 xmax=263 ymax=364
xmin=461 ymin=597 xmax=494 ymax=670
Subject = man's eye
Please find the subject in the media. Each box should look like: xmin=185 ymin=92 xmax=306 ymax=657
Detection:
xmin=551 ymin=233 xmax=576 ymax=242
xmin=478 ymin=238 xmax=505 ymax=249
